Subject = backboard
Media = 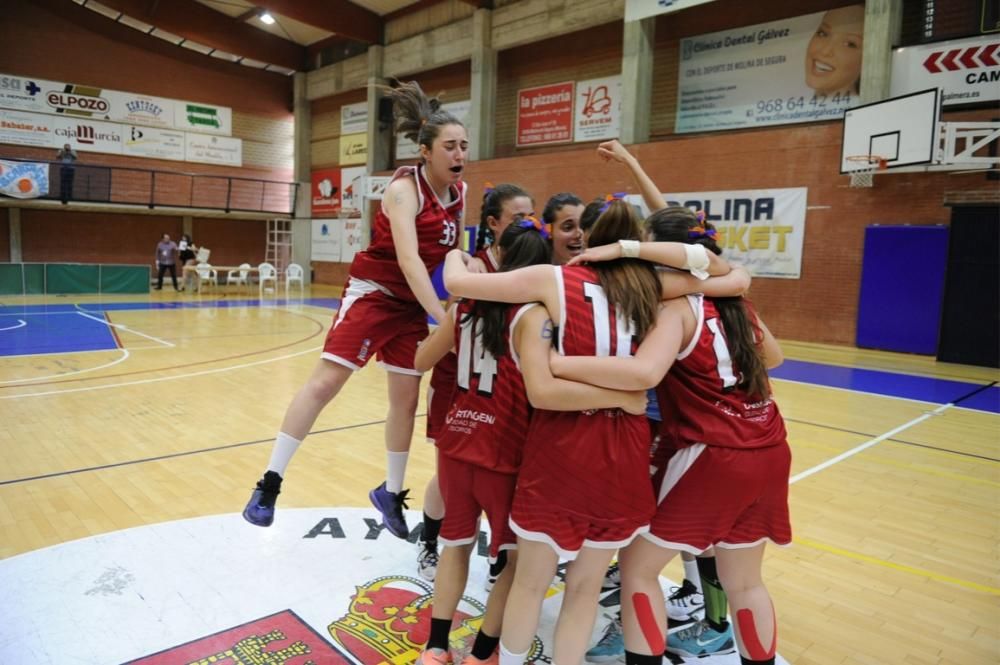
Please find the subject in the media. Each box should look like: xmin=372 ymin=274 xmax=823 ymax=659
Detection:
xmin=840 ymin=88 xmax=941 ymax=173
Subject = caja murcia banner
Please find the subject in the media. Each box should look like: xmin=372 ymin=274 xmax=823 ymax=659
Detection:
xmin=628 ymin=187 xmax=808 ymax=279
xmin=676 ymin=6 xmax=865 ymax=133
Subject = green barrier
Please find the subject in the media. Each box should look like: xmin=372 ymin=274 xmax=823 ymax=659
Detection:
xmin=101 ymin=265 xmax=150 ymax=294
xmin=0 ymin=263 xmax=149 ymax=295
xmin=0 ymin=264 xmax=22 ymax=295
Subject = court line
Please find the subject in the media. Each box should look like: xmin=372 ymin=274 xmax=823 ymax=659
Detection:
xmin=793 ymin=536 xmax=1000 ymax=596
xmin=0 ymin=348 xmax=131 ymax=385
xmin=0 ymin=415 xmax=425 ymax=486
xmin=0 ymin=344 xmax=323 ymax=399
xmin=789 ymin=403 xmax=953 ymax=484
xmin=0 ymin=310 xmax=327 ymax=387
xmin=75 ymin=311 xmax=175 ymax=348
xmin=0 ymin=319 xmax=26 ymax=331
xmin=783 ymin=417 xmax=1000 ymax=463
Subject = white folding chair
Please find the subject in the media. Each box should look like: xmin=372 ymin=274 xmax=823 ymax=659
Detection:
xmin=285 ymin=263 xmax=304 ymax=298
xmin=258 ymin=262 xmax=277 ymax=298
xmin=195 ymin=263 xmax=218 ymax=293
xmin=226 ymin=263 xmax=252 ymax=293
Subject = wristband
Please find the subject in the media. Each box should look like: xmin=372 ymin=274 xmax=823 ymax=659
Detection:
xmin=618 ymin=239 xmax=641 ymax=258
xmin=682 ymin=243 xmax=711 ymax=280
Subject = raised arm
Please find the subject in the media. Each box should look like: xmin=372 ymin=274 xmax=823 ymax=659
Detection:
xmin=567 ymin=241 xmax=729 ymax=278
xmin=548 ymin=300 xmax=688 ymax=390
xmin=414 ymin=303 xmax=458 ymax=372
xmin=597 ymin=140 xmax=668 ymax=213
xmin=660 ymin=265 xmax=751 ymax=299
xmin=385 ymin=177 xmax=448 ymax=323
xmin=514 ymin=306 xmax=647 ymax=414
xmin=444 ymin=249 xmax=558 ymax=311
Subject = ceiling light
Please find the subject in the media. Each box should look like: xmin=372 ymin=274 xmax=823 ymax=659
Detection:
xmin=259 ymin=12 xmax=275 ymax=25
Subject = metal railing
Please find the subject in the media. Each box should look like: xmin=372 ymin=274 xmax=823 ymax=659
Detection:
xmin=2 ymin=157 xmax=298 ymax=215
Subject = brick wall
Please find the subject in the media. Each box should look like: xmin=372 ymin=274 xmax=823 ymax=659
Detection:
xmin=1 ymin=0 xmax=294 ymax=181
xmin=20 ymin=210 xmax=183 ymax=265
xmin=191 ymin=218 xmax=268 ymax=268
xmin=495 ymin=23 xmax=623 ymax=158
xmin=458 ymin=107 xmax=998 ymax=346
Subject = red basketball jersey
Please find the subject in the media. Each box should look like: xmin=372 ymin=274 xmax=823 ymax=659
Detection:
xmin=435 ymin=301 xmax=536 ymax=474
xmin=656 ymin=295 xmax=787 ymax=451
xmin=474 ymin=246 xmax=500 ymax=273
xmin=517 ymin=266 xmax=655 ymax=528
xmin=349 ymin=164 xmax=467 ymax=302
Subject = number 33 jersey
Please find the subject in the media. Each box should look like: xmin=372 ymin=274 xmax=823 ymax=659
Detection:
xmin=435 ymin=301 xmax=537 ymax=474
xmin=349 ymin=164 xmax=466 ymax=302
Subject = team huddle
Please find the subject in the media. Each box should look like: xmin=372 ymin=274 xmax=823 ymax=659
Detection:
xmin=241 ymin=82 xmax=792 ymax=665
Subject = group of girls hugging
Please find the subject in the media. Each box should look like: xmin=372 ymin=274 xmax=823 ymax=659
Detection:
xmin=240 ymin=81 xmax=792 ymax=665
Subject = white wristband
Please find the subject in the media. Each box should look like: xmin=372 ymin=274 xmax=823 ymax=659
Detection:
xmin=618 ymin=239 xmax=641 ymax=259
xmin=682 ymin=243 xmax=711 ymax=280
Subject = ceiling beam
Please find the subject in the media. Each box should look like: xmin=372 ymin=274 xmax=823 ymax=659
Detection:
xmin=96 ymin=0 xmax=307 ymax=70
xmin=257 ymin=0 xmax=382 ymax=44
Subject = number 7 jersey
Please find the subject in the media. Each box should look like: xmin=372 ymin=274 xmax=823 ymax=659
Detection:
xmin=349 ymin=164 xmax=466 ymax=302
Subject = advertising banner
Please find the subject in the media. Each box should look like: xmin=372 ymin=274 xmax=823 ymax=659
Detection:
xmin=890 ymin=34 xmax=1000 ymax=106
xmin=627 ymin=187 xmax=808 ymax=279
xmin=51 ymin=115 xmax=124 ymax=154
xmin=339 ymin=132 xmax=367 ymax=166
xmin=340 ymin=102 xmax=368 ymax=135
xmin=311 ymin=167 xmax=342 ymax=215
xmin=0 ymin=159 xmax=48 ymax=199
xmin=311 ymin=219 xmax=343 ymax=262
xmin=574 ymin=76 xmax=621 ymax=142
xmin=675 ymin=6 xmax=865 ymax=133
xmin=516 ymin=82 xmax=574 ymax=146
xmin=0 ymin=109 xmax=54 ymax=147
xmin=174 ymin=101 xmax=232 ymax=135
xmin=340 ymin=166 xmax=366 ymax=211
xmin=184 ymin=133 xmax=242 ymax=167
xmin=340 ymin=217 xmax=365 ymax=263
xmin=625 ymin=0 xmax=718 ymax=22
xmin=396 ymin=100 xmax=471 ymax=160
xmin=122 ymin=126 xmax=185 ymax=161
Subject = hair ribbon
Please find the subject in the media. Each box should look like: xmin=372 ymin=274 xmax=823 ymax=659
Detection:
xmin=599 ymin=191 xmax=627 ymax=213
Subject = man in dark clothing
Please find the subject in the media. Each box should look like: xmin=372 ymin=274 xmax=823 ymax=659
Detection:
xmin=155 ymin=233 xmax=180 ymax=291
xmin=55 ymin=144 xmax=77 ymax=204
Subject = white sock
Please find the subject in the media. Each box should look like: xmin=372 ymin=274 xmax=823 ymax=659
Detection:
xmin=266 ymin=431 xmax=302 ymax=477
xmin=499 ymin=642 xmax=528 ymax=665
xmin=385 ymin=451 xmax=409 ymax=493
xmin=685 ymin=557 xmax=701 ymax=592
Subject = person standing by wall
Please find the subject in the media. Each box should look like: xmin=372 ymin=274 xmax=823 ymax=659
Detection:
xmin=55 ymin=144 xmax=77 ymax=204
xmin=154 ymin=233 xmax=180 ymax=291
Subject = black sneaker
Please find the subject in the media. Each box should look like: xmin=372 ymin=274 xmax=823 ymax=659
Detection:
xmin=242 ymin=471 xmax=282 ymax=527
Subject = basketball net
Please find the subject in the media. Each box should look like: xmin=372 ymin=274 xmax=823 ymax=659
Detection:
xmin=846 ymin=155 xmax=887 ymax=188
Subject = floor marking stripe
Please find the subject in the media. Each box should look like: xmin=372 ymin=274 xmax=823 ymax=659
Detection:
xmin=793 ymin=536 xmax=1000 ymax=596
xmin=75 ymin=311 xmax=174 ymax=348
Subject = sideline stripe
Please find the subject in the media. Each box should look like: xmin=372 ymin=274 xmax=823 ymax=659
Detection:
xmin=793 ymin=536 xmax=1000 ymax=596
xmin=76 ymin=311 xmax=174 ymax=348
xmin=789 ymin=404 xmax=953 ymax=484
xmin=0 ymin=415 xmax=425 ymax=486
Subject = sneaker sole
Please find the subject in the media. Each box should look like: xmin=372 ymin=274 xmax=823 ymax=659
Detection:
xmin=368 ymin=489 xmax=409 ymax=538
xmin=584 ymin=654 xmax=625 ymax=663
xmin=664 ymin=642 xmax=735 ymax=658
xmin=241 ymin=508 xmax=273 ymax=527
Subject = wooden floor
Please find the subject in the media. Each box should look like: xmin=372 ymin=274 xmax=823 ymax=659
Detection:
xmin=1 ymin=286 xmax=997 ymax=665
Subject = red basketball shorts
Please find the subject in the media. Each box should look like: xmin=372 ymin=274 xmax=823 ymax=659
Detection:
xmin=644 ymin=442 xmax=793 ymax=553
xmin=437 ymin=451 xmax=517 ymax=558
xmin=322 ymin=277 xmax=428 ymax=374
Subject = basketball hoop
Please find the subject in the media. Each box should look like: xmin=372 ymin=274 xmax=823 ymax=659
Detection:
xmin=846 ymin=155 xmax=888 ymax=188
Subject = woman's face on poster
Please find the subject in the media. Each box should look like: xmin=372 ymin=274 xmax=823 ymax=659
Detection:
xmin=805 ymin=6 xmax=865 ymax=96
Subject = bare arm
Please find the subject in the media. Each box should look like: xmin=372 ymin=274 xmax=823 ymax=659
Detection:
xmin=757 ymin=315 xmax=783 ymax=369
xmin=414 ymin=304 xmax=457 ymax=372
xmin=385 ymin=177 xmax=448 ymax=322
xmin=548 ymin=302 xmax=687 ymax=390
xmin=567 ymin=241 xmax=729 ymax=277
xmin=597 ymin=140 xmax=668 ymax=213
xmin=660 ymin=266 xmax=751 ymax=299
xmin=444 ymin=249 xmax=557 ymax=309
xmin=515 ymin=306 xmax=647 ymax=414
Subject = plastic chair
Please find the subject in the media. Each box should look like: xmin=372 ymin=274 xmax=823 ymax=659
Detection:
xmin=195 ymin=263 xmax=218 ymax=293
xmin=285 ymin=263 xmax=304 ymax=298
xmin=226 ymin=263 xmax=252 ymax=292
xmin=258 ymin=262 xmax=277 ymax=298
xmin=196 ymin=247 xmax=211 ymax=263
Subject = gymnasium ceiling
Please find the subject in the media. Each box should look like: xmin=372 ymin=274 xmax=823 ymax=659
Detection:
xmin=74 ymin=0 xmax=486 ymax=74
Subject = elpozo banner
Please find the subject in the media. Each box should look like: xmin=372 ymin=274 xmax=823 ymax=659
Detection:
xmin=0 ymin=159 xmax=48 ymax=199
xmin=890 ymin=34 xmax=1000 ymax=106
xmin=676 ymin=5 xmax=864 ymax=133
xmin=627 ymin=187 xmax=807 ymax=279
xmin=0 ymin=73 xmax=230 ymax=135
xmin=0 ymin=108 xmax=241 ymax=166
